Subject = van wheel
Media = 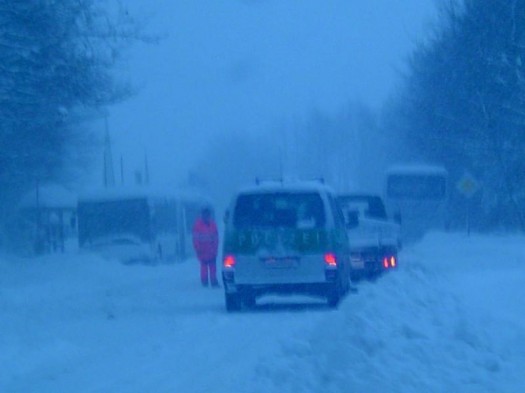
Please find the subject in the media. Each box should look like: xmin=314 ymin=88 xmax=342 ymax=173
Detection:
xmin=343 ymin=269 xmax=351 ymax=293
xmin=326 ymin=283 xmax=341 ymax=308
xmin=242 ymin=293 xmax=256 ymax=308
xmin=225 ymin=293 xmax=242 ymax=312
xmin=327 ymin=291 xmax=340 ymax=308
xmin=155 ymin=244 xmax=163 ymax=263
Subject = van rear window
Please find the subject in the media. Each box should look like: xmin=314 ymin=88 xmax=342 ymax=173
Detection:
xmin=233 ymin=192 xmax=326 ymax=229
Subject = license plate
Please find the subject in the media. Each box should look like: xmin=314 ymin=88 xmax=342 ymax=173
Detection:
xmin=262 ymin=257 xmax=299 ymax=269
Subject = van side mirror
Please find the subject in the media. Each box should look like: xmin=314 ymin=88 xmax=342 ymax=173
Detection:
xmin=346 ymin=211 xmax=359 ymax=229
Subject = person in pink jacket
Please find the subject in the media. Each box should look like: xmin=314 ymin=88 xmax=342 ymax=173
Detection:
xmin=192 ymin=207 xmax=219 ymax=287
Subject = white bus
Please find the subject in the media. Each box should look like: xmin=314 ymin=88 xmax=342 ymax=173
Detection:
xmin=384 ymin=165 xmax=449 ymax=243
xmin=77 ymin=188 xmax=212 ymax=263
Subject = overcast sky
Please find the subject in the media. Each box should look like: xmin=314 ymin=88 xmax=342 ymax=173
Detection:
xmin=105 ymin=0 xmax=437 ymax=189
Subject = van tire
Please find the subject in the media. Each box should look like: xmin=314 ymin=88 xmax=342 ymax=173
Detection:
xmin=326 ymin=283 xmax=341 ymax=308
xmin=343 ymin=269 xmax=351 ymax=293
xmin=327 ymin=291 xmax=340 ymax=308
xmin=154 ymin=244 xmax=163 ymax=264
xmin=225 ymin=293 xmax=242 ymax=312
xmin=242 ymin=292 xmax=256 ymax=308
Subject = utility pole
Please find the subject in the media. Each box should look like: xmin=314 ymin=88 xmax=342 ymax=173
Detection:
xmin=35 ymin=177 xmax=42 ymax=254
xmin=144 ymin=152 xmax=150 ymax=185
xmin=456 ymin=172 xmax=480 ymax=237
xmin=103 ymin=114 xmax=115 ymax=188
xmin=120 ymin=155 xmax=124 ymax=185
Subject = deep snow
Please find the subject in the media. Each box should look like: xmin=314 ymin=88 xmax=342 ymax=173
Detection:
xmin=1 ymin=233 xmax=524 ymax=392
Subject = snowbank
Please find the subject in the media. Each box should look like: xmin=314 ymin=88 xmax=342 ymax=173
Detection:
xmin=253 ymin=233 xmax=525 ymax=393
xmin=1 ymin=233 xmax=524 ymax=392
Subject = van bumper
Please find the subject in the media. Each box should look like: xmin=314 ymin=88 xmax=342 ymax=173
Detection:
xmin=222 ymin=270 xmax=339 ymax=298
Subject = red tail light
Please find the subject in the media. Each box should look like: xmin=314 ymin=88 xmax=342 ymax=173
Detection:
xmin=324 ymin=253 xmax=337 ymax=267
xmin=390 ymin=256 xmax=397 ymax=268
xmin=383 ymin=256 xmax=397 ymax=269
xmin=223 ymin=255 xmax=236 ymax=268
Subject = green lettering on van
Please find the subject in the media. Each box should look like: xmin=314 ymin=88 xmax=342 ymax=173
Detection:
xmin=224 ymin=229 xmax=346 ymax=255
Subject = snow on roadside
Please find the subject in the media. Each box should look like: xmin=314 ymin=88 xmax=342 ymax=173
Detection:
xmin=0 ymin=252 xmax=327 ymax=393
xmin=0 ymin=253 xmax=161 ymax=389
xmin=253 ymin=233 xmax=525 ymax=393
xmin=1 ymin=233 xmax=524 ymax=393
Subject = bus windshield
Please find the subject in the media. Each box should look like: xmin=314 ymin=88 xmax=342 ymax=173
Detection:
xmin=386 ymin=174 xmax=447 ymax=200
xmin=384 ymin=166 xmax=449 ymax=242
xmin=78 ymin=198 xmax=151 ymax=246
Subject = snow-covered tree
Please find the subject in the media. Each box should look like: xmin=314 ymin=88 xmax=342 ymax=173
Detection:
xmin=294 ymin=104 xmax=384 ymax=193
xmin=0 ymin=0 xmax=137 ymax=219
xmin=390 ymin=0 xmax=525 ymax=231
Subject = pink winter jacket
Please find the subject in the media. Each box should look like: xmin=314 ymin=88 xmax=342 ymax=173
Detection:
xmin=192 ymin=218 xmax=219 ymax=262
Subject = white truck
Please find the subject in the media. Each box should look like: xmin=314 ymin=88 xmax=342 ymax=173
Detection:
xmin=337 ymin=194 xmax=401 ymax=280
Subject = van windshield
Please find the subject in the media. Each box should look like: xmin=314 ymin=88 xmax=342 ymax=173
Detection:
xmin=233 ymin=192 xmax=325 ymax=229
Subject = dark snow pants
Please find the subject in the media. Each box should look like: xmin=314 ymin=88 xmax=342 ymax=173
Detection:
xmin=200 ymin=259 xmax=218 ymax=286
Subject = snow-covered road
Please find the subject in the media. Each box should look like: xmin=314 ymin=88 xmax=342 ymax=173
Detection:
xmin=1 ymin=250 xmax=330 ymax=393
xmin=1 ymin=233 xmax=524 ymax=392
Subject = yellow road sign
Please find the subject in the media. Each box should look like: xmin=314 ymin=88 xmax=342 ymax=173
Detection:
xmin=457 ymin=172 xmax=480 ymax=198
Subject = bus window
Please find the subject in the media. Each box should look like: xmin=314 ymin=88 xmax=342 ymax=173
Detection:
xmin=78 ymin=198 xmax=151 ymax=247
xmin=78 ymin=191 xmax=212 ymax=263
xmin=152 ymin=200 xmax=178 ymax=233
xmin=384 ymin=165 xmax=449 ymax=242
xmin=386 ymin=174 xmax=447 ymax=200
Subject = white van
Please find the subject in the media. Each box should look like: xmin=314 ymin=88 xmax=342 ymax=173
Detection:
xmin=221 ymin=181 xmax=351 ymax=311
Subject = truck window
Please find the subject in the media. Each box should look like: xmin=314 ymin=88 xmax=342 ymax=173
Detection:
xmin=337 ymin=196 xmax=387 ymax=221
xmin=366 ymin=197 xmax=388 ymax=220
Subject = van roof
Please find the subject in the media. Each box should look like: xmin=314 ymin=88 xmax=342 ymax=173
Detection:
xmin=236 ymin=180 xmax=335 ymax=195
